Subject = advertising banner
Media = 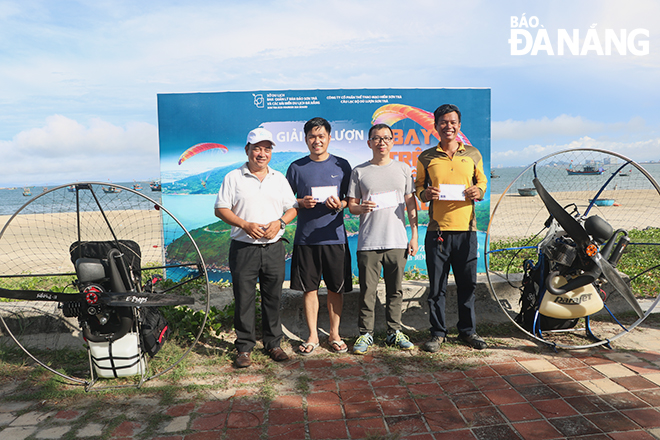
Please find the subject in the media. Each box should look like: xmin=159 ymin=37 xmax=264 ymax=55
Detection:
xmin=157 ymin=88 xmax=491 ymax=282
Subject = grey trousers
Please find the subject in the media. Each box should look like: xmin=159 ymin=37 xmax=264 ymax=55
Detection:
xmin=357 ymin=249 xmax=407 ymax=334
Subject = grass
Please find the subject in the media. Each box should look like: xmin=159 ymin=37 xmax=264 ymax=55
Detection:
xmin=488 ymin=227 xmax=660 ymax=298
xmin=2 ymin=237 xmax=659 ymax=431
xmin=487 ymin=236 xmax=541 ymax=274
xmin=403 ymin=265 xmax=428 ymax=280
xmin=0 ymin=274 xmax=77 ymax=302
xmin=5 ymin=282 xmax=651 ymax=403
xmin=0 ymin=322 xmax=518 ymax=402
xmin=623 ymin=228 xmax=660 ymax=297
xmin=295 ymin=373 xmax=311 ymax=395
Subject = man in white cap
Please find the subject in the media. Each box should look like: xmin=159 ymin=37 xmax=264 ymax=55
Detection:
xmin=215 ymin=127 xmax=297 ymax=368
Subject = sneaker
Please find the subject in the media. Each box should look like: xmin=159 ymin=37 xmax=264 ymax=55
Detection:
xmin=353 ymin=333 xmax=373 ymax=355
xmin=458 ymin=333 xmax=488 ymax=350
xmin=423 ymin=335 xmax=445 ymax=353
xmin=386 ymin=330 xmax=414 ymax=350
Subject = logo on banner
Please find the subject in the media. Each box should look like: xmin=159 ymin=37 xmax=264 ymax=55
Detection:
xmin=509 ymin=14 xmax=649 ymax=56
xmin=253 ymin=94 xmax=264 ymax=108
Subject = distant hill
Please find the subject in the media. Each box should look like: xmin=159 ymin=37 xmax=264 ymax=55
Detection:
xmin=167 ymin=220 xmax=296 ymax=268
xmin=163 ymin=151 xmax=306 ymax=195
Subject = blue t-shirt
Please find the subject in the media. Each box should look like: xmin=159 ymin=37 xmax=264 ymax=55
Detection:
xmin=286 ymin=154 xmax=352 ymax=245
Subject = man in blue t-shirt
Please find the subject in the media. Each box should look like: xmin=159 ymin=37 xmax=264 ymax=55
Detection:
xmin=286 ymin=117 xmax=353 ymax=355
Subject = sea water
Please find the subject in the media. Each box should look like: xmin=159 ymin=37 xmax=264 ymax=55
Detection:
xmin=0 ymin=181 xmax=162 ymax=216
xmin=8 ymin=163 xmax=660 ymax=284
xmin=489 ymin=162 xmax=660 ymax=194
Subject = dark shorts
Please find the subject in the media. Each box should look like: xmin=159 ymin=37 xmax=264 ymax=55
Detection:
xmin=290 ymin=244 xmax=353 ymax=294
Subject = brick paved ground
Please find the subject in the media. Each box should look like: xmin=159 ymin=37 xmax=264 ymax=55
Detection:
xmin=2 ymin=330 xmax=660 ymax=440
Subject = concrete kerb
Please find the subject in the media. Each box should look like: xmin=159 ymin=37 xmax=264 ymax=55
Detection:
xmin=3 ymin=274 xmax=657 ymax=349
xmin=0 ymin=275 xmax=516 ymax=350
xmin=279 ymin=274 xmax=518 ymax=340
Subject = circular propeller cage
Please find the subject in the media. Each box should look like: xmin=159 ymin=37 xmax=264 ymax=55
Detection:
xmin=487 ymin=148 xmax=660 ymax=349
xmin=0 ymin=183 xmax=210 ymax=389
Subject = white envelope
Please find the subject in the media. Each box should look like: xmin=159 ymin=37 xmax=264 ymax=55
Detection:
xmin=438 ymin=184 xmax=466 ymax=201
xmin=311 ymin=186 xmax=338 ymax=202
xmin=370 ymin=191 xmax=398 ymax=210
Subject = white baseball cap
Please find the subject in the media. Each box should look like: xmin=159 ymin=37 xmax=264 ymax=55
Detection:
xmin=246 ymin=127 xmax=276 ymax=147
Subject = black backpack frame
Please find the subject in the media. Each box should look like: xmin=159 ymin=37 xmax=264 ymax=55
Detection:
xmin=515 ymin=255 xmax=579 ymax=334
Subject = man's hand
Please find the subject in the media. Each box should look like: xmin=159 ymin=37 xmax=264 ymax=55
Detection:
xmin=300 ymin=195 xmax=317 ymax=209
xmin=424 ymin=186 xmax=441 ymax=201
xmin=464 ymin=185 xmax=481 ymax=201
xmin=359 ymin=200 xmax=377 ymax=214
xmin=408 ymin=239 xmax=419 ymax=257
xmin=261 ymin=220 xmax=281 ymax=240
xmin=325 ymin=195 xmax=343 ymax=211
xmin=243 ymin=222 xmax=267 ymax=239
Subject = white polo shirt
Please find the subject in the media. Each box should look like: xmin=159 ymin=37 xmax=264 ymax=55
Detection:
xmin=215 ymin=163 xmax=296 ymax=244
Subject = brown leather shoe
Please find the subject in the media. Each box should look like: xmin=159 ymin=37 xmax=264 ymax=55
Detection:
xmin=235 ymin=351 xmax=251 ymax=368
xmin=268 ymin=346 xmax=289 ymax=362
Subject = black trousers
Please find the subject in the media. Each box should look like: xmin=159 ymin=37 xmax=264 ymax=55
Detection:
xmin=228 ymin=239 xmax=285 ymax=352
xmin=424 ymin=231 xmax=478 ymax=338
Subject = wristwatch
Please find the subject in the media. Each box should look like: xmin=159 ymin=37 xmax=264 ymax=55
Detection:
xmin=279 ymin=218 xmax=286 ymax=229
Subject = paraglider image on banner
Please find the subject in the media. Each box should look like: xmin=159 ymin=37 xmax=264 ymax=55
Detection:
xmin=157 ymin=88 xmax=491 ymax=283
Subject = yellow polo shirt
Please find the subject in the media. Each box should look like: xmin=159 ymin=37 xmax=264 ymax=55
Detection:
xmin=415 ymin=143 xmax=487 ymax=232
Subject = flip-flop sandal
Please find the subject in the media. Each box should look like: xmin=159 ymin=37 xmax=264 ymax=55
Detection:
xmin=299 ymin=342 xmax=319 ymax=356
xmin=329 ymin=340 xmax=348 ymax=353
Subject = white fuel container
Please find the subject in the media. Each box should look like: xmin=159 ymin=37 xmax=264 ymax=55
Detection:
xmin=88 ymin=332 xmax=146 ymax=378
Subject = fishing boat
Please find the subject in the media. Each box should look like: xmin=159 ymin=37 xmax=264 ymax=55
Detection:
xmin=67 ymin=185 xmax=76 ymax=192
xmin=517 ymin=187 xmax=537 ymax=197
xmin=102 ymin=186 xmax=122 ymax=194
xmin=566 ymin=164 xmax=604 ymax=175
xmin=22 ymin=187 xmax=32 ymax=197
xmin=490 ymin=170 xmax=500 ymax=179
xmin=133 ymin=182 xmax=143 ymax=190
xmin=589 ymin=198 xmax=615 ymax=206
xmin=150 ymin=181 xmax=162 ymax=191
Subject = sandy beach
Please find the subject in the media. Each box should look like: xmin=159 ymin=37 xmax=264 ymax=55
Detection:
xmin=0 ymin=210 xmax=165 ymax=277
xmin=1 ymin=187 xmax=658 ymax=276
xmin=488 ymin=188 xmax=660 ymax=241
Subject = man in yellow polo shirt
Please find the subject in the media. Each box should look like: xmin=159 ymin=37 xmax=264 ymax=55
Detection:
xmin=415 ymin=104 xmax=488 ymax=351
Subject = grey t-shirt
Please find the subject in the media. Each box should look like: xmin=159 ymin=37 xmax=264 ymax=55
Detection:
xmin=347 ymin=160 xmax=414 ymax=251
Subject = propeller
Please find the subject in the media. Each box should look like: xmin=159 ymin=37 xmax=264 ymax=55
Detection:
xmin=101 ymin=292 xmax=195 ymax=307
xmin=532 ymin=178 xmax=644 ymax=318
xmin=533 ymin=178 xmax=590 ymax=248
xmin=592 ymin=253 xmax=643 ymax=318
xmin=0 ymin=287 xmax=194 ymax=307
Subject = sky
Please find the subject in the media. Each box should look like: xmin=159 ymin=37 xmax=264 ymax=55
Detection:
xmin=1 ymin=0 xmax=658 ymax=186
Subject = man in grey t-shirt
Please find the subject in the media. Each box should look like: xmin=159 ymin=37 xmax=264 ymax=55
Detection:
xmin=347 ymin=123 xmax=419 ymax=354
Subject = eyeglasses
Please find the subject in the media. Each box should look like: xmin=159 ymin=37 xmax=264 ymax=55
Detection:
xmin=369 ymin=136 xmax=393 ymax=143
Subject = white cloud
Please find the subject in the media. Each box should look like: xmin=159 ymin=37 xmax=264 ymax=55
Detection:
xmin=493 ymin=135 xmax=660 ymax=165
xmin=491 ymin=113 xmax=658 ymax=167
xmin=1 ymin=0 xmax=660 ymax=183
xmin=0 ymin=115 xmax=159 ymax=186
xmin=492 ymin=115 xmax=649 ymax=141
xmin=0 ymin=1 xmax=499 ymax=112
